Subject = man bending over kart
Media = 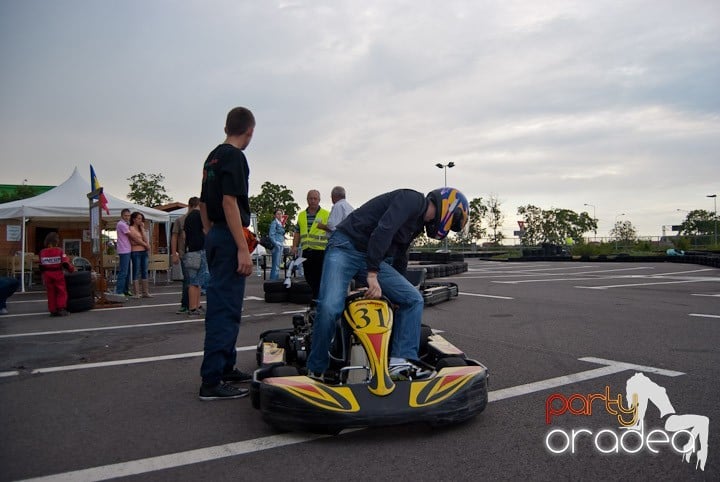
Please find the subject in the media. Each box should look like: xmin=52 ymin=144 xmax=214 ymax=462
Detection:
xmin=306 ymin=187 xmax=469 ymax=381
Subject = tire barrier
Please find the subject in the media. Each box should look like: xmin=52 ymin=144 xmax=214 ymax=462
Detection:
xmin=263 ymin=277 xmax=313 ymax=304
xmin=64 ymin=271 xmax=94 ymax=313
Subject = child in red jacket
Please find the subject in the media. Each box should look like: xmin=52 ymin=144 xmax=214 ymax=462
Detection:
xmin=39 ymin=232 xmax=74 ymax=316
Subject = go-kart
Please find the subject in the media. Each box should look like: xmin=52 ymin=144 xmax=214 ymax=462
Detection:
xmin=250 ymin=291 xmax=489 ymax=434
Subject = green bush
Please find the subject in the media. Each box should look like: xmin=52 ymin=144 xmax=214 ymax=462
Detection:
xmin=673 ymin=237 xmax=690 ymax=251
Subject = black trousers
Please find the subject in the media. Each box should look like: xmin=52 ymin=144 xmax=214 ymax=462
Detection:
xmin=302 ymin=249 xmax=325 ymax=300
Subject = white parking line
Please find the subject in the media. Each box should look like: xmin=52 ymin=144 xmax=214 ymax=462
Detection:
xmin=0 ymin=346 xmax=257 ymax=377
xmin=495 ymin=277 xmax=603 ymax=284
xmin=459 ymin=292 xmax=514 ymax=300
xmin=19 ymin=356 xmax=684 ymax=482
xmin=689 ymin=313 xmax=720 ymax=319
xmin=575 ymin=279 xmax=710 ymax=290
xmin=0 ymin=319 xmax=203 ymax=339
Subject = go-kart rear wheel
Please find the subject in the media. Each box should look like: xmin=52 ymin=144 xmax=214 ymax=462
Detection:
xmin=436 ymin=356 xmax=468 ymax=369
xmin=418 ymin=324 xmax=433 ymax=355
xmin=270 ymin=366 xmax=299 ymax=377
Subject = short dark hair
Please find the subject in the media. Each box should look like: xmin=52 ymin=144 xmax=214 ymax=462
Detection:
xmin=44 ymin=231 xmax=59 ymax=247
xmin=225 ymin=107 xmax=255 ymax=136
xmin=121 ymin=208 xmax=131 ymax=215
xmin=188 ymin=196 xmax=200 ymax=208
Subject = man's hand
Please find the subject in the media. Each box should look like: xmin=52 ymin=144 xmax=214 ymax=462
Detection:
xmin=364 ymin=272 xmax=382 ymax=299
xmin=171 ymin=252 xmax=180 ymax=265
xmin=237 ymin=250 xmax=253 ymax=276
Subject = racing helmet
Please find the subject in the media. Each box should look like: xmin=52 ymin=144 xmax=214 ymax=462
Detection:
xmin=425 ymin=187 xmax=469 ymax=240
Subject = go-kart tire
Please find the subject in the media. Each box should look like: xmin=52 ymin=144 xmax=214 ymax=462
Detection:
xmin=263 ymin=280 xmax=287 ymax=293
xmin=264 ymin=291 xmax=288 ymax=303
xmin=289 ymin=279 xmax=312 ymax=293
xmin=270 ymin=366 xmax=298 ymax=377
xmin=436 ymin=356 xmax=468 ymax=369
xmin=67 ymin=295 xmax=94 ymax=313
xmin=288 ymin=292 xmax=313 ymax=305
xmin=67 ymin=282 xmax=93 ymax=300
xmin=419 ymin=324 xmax=433 ymax=355
xmin=64 ymin=271 xmax=92 ymax=288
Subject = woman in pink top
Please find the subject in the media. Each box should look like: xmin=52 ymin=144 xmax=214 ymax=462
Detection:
xmin=129 ymin=211 xmax=152 ymax=298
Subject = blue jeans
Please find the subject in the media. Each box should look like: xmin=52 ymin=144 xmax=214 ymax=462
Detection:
xmin=115 ymin=253 xmax=131 ymax=294
xmin=131 ymin=251 xmax=149 ymax=280
xmin=270 ymin=244 xmax=283 ymax=280
xmin=200 ymin=224 xmax=247 ymax=385
xmin=306 ymin=231 xmax=424 ymax=373
xmin=0 ymin=276 xmax=19 ymax=309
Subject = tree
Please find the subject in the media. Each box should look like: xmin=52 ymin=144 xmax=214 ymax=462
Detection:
xmin=454 ymin=196 xmax=487 ymax=246
xmin=610 ymin=219 xmax=638 ymax=242
xmin=517 ymin=205 xmax=596 ymax=245
xmin=679 ymin=209 xmax=715 ymax=236
xmin=0 ymin=184 xmax=40 ymax=203
xmin=484 ymin=194 xmax=504 ymax=245
xmin=127 ymin=173 xmax=172 ymax=207
xmin=249 ymin=182 xmax=300 ymax=235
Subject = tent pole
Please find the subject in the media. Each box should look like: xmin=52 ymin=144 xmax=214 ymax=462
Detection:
xmin=21 ymin=216 xmax=26 ymax=293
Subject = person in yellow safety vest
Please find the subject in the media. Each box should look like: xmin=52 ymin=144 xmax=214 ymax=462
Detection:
xmin=291 ymin=189 xmax=330 ymax=300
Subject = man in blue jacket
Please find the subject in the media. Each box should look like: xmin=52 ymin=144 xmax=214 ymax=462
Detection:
xmin=306 ymin=187 xmax=469 ymax=380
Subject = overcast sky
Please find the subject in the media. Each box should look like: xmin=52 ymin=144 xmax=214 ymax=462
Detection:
xmin=1 ymin=0 xmax=718 ymax=239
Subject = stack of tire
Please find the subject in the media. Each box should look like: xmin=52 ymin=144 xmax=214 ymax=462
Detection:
xmin=263 ymin=278 xmax=313 ymax=305
xmin=65 ymin=271 xmax=94 ymax=313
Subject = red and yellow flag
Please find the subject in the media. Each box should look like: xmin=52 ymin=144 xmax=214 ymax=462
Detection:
xmin=90 ymin=164 xmax=110 ymax=215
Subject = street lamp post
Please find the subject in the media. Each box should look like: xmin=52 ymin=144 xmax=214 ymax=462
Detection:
xmin=435 ymin=162 xmax=455 ymax=252
xmin=614 ymin=213 xmax=625 ymax=251
xmin=435 ymin=162 xmax=455 ymax=186
xmin=708 ymin=194 xmax=717 ymax=246
xmin=584 ymin=203 xmax=596 ymax=241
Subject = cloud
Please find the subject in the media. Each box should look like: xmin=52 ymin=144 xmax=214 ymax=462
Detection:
xmin=0 ymin=0 xmax=718 ymax=239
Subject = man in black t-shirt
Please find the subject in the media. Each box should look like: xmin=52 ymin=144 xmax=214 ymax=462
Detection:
xmin=183 ymin=202 xmax=207 ymax=316
xmin=197 ymin=106 xmax=256 ymax=401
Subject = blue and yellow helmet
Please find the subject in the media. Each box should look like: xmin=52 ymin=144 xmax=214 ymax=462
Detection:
xmin=426 ymin=187 xmax=469 ymax=240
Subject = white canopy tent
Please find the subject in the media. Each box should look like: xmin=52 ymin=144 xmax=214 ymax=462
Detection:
xmin=0 ymin=167 xmax=170 ymax=291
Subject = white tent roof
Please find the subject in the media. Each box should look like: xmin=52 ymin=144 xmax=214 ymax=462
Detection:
xmin=0 ymin=167 xmax=169 ymax=223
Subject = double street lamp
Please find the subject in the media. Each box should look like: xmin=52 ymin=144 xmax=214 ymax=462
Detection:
xmin=435 ymin=162 xmax=455 ymax=186
xmin=708 ymin=194 xmax=717 ymax=246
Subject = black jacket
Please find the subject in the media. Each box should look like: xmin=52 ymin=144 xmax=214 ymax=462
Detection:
xmin=336 ymin=189 xmax=427 ymax=274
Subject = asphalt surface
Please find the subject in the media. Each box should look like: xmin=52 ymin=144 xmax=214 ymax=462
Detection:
xmin=1 ymin=259 xmax=718 ymax=481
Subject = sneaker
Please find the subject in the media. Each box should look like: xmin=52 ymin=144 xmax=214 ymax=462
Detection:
xmin=187 ymin=309 xmax=203 ymax=317
xmin=389 ymin=362 xmax=433 ymax=381
xmin=199 ymin=382 xmax=249 ymax=400
xmin=306 ymin=371 xmax=325 ymax=383
xmin=175 ymin=307 xmax=189 ymax=314
xmin=221 ymin=368 xmax=252 ymax=383
xmin=57 ymin=309 xmax=70 ymax=317
xmin=124 ymin=291 xmax=133 ymax=297
xmin=0 ymin=308 xmax=8 ymax=315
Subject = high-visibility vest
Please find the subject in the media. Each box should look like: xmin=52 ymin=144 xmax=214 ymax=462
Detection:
xmin=298 ymin=208 xmax=330 ymax=251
